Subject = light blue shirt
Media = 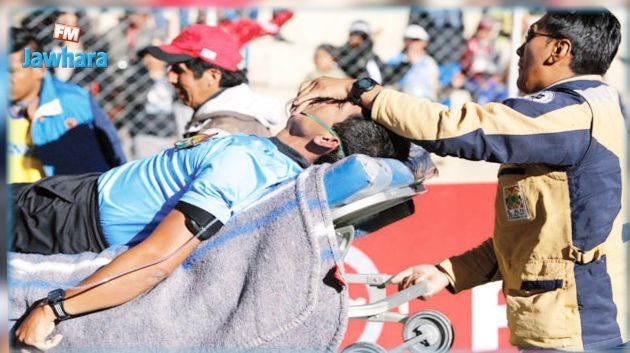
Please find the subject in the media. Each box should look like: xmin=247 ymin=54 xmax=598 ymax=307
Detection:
xmin=97 ymin=134 xmax=303 ymax=246
xmin=387 ymin=53 xmax=439 ymax=100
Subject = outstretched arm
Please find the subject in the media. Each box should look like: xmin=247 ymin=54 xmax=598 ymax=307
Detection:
xmin=15 ymin=209 xmax=199 ymax=351
xmin=391 ymin=264 xmax=450 ymax=300
xmin=392 ymin=238 xmax=501 ymax=301
xmin=295 ymin=77 xmax=592 ymax=166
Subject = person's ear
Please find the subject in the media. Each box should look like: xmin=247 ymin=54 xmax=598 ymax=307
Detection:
xmin=313 ymin=134 xmax=340 ymax=153
xmin=546 ymin=38 xmax=572 ymax=65
xmin=204 ymin=68 xmax=222 ymax=88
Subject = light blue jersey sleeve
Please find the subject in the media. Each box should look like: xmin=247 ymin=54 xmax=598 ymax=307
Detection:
xmin=178 ymin=144 xmax=268 ymax=224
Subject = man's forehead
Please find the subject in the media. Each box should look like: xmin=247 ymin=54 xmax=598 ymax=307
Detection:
xmin=302 ymin=98 xmax=361 ymax=118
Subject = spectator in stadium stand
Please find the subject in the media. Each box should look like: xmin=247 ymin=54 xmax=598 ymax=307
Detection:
xmin=126 ymin=47 xmax=179 ymax=159
xmin=295 ymin=9 xmax=628 ymax=351
xmin=19 ymin=9 xmax=106 ymax=91
xmin=8 ymin=27 xmax=126 ymax=183
xmin=304 ymin=44 xmax=348 ymax=82
xmin=47 ymin=11 xmax=83 ymax=82
xmin=102 ymin=9 xmax=163 ymax=137
xmin=332 ymin=20 xmax=386 ymax=83
xmin=460 ymin=17 xmax=508 ymax=104
xmin=461 ymin=17 xmax=502 ymax=79
xmin=386 ymin=24 xmax=440 ymax=100
xmin=407 ymin=8 xmax=466 ymax=67
xmin=147 ymin=24 xmax=286 ymax=138
xmin=218 ymin=8 xmax=294 ymax=48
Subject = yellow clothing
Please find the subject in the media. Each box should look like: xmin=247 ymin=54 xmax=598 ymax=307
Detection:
xmin=371 ymin=76 xmax=626 ymax=350
xmin=9 ymin=116 xmax=45 ymax=183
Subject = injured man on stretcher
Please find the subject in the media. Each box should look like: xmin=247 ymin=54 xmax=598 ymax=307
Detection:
xmin=10 ymin=97 xmax=411 ymax=351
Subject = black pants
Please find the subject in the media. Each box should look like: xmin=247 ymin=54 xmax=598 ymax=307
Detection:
xmin=11 ymin=173 xmax=108 ymax=255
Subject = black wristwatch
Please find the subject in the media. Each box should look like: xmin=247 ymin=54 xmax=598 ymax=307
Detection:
xmin=46 ymin=288 xmax=71 ymax=322
xmin=349 ymin=77 xmax=378 ymax=105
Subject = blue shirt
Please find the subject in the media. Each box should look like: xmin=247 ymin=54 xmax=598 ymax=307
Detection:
xmin=97 ymin=134 xmax=304 ymax=246
xmin=387 ymin=53 xmax=439 ymax=100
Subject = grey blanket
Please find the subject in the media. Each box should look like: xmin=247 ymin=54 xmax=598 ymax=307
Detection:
xmin=9 ymin=165 xmax=348 ymax=352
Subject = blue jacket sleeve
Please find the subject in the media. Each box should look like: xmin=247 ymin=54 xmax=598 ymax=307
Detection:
xmin=90 ymin=97 xmax=127 ymax=166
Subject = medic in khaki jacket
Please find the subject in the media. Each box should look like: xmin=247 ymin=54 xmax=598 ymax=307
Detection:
xmin=295 ymin=9 xmax=627 ymax=351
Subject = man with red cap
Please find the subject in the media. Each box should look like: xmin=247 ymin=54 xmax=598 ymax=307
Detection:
xmin=146 ymin=24 xmax=285 ymax=137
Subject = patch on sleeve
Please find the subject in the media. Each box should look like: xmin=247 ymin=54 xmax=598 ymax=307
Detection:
xmin=503 ymin=185 xmax=529 ymax=221
xmin=174 ymin=132 xmax=217 ymax=150
xmin=521 ymin=91 xmax=555 ymax=104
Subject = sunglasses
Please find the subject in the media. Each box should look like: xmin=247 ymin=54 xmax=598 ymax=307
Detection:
xmin=525 ymin=28 xmax=558 ymax=43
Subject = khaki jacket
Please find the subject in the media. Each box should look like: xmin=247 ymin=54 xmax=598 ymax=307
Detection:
xmin=371 ymin=76 xmax=627 ymax=350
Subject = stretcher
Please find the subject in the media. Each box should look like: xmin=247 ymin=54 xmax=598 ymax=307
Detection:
xmin=324 ymin=150 xmax=454 ymax=353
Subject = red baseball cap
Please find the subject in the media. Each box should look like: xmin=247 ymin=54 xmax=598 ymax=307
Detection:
xmin=146 ymin=24 xmax=242 ymax=71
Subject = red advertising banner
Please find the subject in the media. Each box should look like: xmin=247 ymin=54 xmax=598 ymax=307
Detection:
xmin=341 ymin=183 xmax=517 ymax=352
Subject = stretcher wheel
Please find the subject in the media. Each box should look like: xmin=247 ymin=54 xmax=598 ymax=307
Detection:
xmin=341 ymin=341 xmax=387 ymax=353
xmin=403 ymin=310 xmax=454 ymax=353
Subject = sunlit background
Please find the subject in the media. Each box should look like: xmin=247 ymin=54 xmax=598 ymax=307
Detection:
xmin=1 ymin=1 xmax=629 ymax=352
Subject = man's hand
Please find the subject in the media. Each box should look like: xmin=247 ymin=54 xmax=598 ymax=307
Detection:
xmin=391 ymin=265 xmax=450 ymax=300
xmin=294 ymin=77 xmax=355 ymax=107
xmin=14 ymin=303 xmax=63 ymax=351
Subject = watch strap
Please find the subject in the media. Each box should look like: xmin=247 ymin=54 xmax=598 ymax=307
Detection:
xmin=46 ymin=289 xmax=71 ymax=321
xmin=48 ymin=301 xmax=70 ymax=321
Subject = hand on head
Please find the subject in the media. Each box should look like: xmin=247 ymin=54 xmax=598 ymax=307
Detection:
xmin=294 ymin=77 xmax=355 ymax=108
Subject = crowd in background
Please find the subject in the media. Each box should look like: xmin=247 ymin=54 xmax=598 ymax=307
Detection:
xmin=13 ymin=7 xmax=523 ymax=160
xmin=318 ymin=9 xmax=513 ymax=106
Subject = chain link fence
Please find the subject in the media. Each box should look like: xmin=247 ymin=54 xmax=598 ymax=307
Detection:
xmin=15 ymin=8 xmax=179 ymax=158
xmin=320 ymin=8 xmax=518 ymax=107
xmin=12 ymin=7 xmax=555 ymax=160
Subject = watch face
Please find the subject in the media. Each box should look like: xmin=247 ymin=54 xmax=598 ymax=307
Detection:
xmin=350 ymin=77 xmax=377 ymax=104
xmin=47 ymin=288 xmax=64 ymax=302
xmin=357 ymin=78 xmax=375 ymax=90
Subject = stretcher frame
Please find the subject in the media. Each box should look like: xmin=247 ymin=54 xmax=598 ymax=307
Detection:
xmin=331 ymin=182 xmax=454 ymax=353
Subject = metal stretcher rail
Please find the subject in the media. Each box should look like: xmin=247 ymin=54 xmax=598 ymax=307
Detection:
xmin=332 ymin=183 xmax=454 ymax=353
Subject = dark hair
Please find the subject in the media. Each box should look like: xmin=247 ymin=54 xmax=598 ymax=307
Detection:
xmin=538 ymin=8 xmax=621 ymax=75
xmin=183 ymin=58 xmax=248 ymax=87
xmin=316 ymin=44 xmax=335 ymax=55
xmin=10 ymin=27 xmax=42 ymax=53
xmin=349 ymin=31 xmax=370 ymax=42
xmin=315 ymin=114 xmax=411 ymax=164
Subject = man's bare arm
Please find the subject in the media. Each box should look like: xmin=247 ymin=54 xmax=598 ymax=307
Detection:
xmin=15 ymin=209 xmax=200 ymax=350
xmin=65 ymin=210 xmax=199 ymax=312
